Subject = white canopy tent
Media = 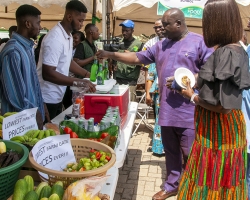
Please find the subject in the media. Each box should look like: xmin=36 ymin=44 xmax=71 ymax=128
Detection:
xmin=0 ymin=0 xmax=250 ymax=39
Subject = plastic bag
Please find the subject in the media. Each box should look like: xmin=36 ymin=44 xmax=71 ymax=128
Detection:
xmin=63 ymin=176 xmax=109 ymax=200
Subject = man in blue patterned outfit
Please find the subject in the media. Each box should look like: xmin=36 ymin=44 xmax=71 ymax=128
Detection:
xmin=0 ymin=5 xmax=45 ymax=128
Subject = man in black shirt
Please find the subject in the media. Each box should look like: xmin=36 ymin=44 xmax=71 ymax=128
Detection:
xmin=73 ymin=23 xmax=100 ymax=74
xmin=115 ymin=20 xmax=143 ymax=101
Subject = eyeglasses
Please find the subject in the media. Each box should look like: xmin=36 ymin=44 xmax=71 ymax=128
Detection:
xmin=153 ymin=26 xmax=163 ymax=30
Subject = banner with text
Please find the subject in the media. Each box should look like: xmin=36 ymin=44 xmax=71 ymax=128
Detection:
xmin=157 ymin=0 xmax=207 ymax=19
xmin=3 ymin=107 xmax=38 ymax=140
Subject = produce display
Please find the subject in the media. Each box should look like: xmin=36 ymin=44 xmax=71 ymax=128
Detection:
xmin=0 ymin=112 xmax=17 ymax=138
xmin=10 ymin=129 xmax=56 ymax=147
xmin=63 ymin=149 xmax=111 ymax=172
xmin=60 ymin=120 xmax=119 ymax=149
xmin=0 ymin=141 xmax=21 ymax=169
xmin=12 ymin=175 xmax=64 ymax=200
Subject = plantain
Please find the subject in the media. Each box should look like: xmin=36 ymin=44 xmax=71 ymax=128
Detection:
xmin=0 ymin=142 xmax=6 ymax=154
xmin=6 ymin=153 xmax=20 ymax=166
xmin=25 ymin=130 xmax=36 ymax=138
xmin=3 ymin=112 xmax=17 ymax=118
xmin=45 ymin=130 xmax=50 ymax=138
xmin=10 ymin=136 xmax=25 ymax=143
xmin=49 ymin=129 xmax=56 ymax=136
xmin=23 ymin=135 xmax=30 ymax=142
xmin=0 ymin=152 xmax=8 ymax=167
xmin=1 ymin=152 xmax=14 ymax=168
xmin=32 ymin=130 xmax=40 ymax=139
xmin=26 ymin=138 xmax=39 ymax=146
xmin=38 ymin=130 xmax=45 ymax=140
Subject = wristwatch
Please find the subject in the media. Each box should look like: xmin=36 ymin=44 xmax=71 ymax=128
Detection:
xmin=190 ymin=93 xmax=198 ymax=104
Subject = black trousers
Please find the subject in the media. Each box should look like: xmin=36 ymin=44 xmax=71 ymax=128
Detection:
xmin=45 ymin=102 xmax=63 ymax=122
xmin=62 ymin=86 xmax=72 ymax=109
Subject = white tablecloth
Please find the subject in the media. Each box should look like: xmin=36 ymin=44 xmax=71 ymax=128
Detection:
xmin=51 ymin=102 xmax=138 ymax=199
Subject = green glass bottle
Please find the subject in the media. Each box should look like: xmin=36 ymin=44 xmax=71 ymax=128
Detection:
xmin=90 ymin=58 xmax=98 ymax=82
xmin=103 ymin=60 xmax=109 ymax=80
xmin=96 ymin=64 xmax=104 ymax=85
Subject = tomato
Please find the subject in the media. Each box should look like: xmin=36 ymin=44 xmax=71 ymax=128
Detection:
xmin=79 ymin=167 xmax=86 ymax=171
xmin=95 ymin=152 xmax=101 ymax=160
xmin=97 ymin=138 xmax=103 ymax=142
xmin=100 ymin=132 xmax=109 ymax=139
xmin=90 ymin=149 xmax=96 ymax=153
xmin=70 ymin=131 xmax=78 ymax=138
xmin=105 ymin=156 xmax=111 ymax=161
xmin=64 ymin=127 xmax=72 ymax=134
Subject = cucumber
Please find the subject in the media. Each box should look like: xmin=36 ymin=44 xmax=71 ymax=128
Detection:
xmin=24 ymin=191 xmax=38 ymax=200
xmin=12 ymin=179 xmax=28 ymax=200
xmin=35 ymin=181 xmax=49 ymax=197
xmin=51 ymin=184 xmax=64 ymax=200
xmin=40 ymin=185 xmax=52 ymax=199
xmin=54 ymin=181 xmax=63 ymax=188
xmin=24 ymin=175 xmax=34 ymax=192
xmin=48 ymin=194 xmax=60 ymax=200
xmin=41 ymin=198 xmax=49 ymax=200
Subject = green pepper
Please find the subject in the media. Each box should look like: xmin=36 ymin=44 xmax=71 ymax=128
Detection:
xmin=85 ymin=165 xmax=92 ymax=170
xmin=100 ymin=155 xmax=106 ymax=162
xmin=103 ymin=159 xmax=109 ymax=164
xmin=84 ymin=162 xmax=91 ymax=168
xmin=94 ymin=161 xmax=100 ymax=167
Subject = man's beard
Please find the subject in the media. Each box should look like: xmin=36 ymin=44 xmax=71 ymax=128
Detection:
xmin=71 ymin=20 xmax=78 ymax=32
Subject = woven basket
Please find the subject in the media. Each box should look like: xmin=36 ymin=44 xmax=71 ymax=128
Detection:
xmin=29 ymin=139 xmax=116 ymax=188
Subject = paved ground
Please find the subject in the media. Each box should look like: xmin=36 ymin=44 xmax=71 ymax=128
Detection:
xmin=114 ymin=112 xmax=178 ymax=200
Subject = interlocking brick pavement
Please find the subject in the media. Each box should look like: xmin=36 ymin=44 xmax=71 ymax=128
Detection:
xmin=114 ymin=113 xmax=177 ymax=200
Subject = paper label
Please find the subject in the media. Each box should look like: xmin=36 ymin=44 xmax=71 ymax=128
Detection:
xmin=32 ymin=134 xmax=76 ymax=173
xmin=2 ymin=108 xmax=38 ymax=140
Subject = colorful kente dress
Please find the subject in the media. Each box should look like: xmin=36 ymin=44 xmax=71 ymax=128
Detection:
xmin=147 ymin=63 xmax=164 ymax=154
xmin=178 ymin=45 xmax=250 ymax=200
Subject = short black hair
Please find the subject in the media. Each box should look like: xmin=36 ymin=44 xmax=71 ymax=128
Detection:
xmin=66 ymin=0 xmax=87 ymax=13
xmin=9 ymin=26 xmax=17 ymax=33
xmin=84 ymin=23 xmax=96 ymax=32
xmin=16 ymin=4 xmax=41 ymax=19
xmin=72 ymin=31 xmax=85 ymax=41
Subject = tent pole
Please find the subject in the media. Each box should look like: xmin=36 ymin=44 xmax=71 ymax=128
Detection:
xmin=92 ymin=0 xmax=97 ymax=24
xmin=112 ymin=15 xmax=116 ymax=38
xmin=107 ymin=0 xmax=111 ymax=42
xmin=102 ymin=0 xmax=107 ymax=40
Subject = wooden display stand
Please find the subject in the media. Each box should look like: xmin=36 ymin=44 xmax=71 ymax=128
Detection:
xmin=18 ymin=159 xmax=40 ymax=182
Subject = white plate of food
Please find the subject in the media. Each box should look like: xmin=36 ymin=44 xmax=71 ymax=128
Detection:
xmin=174 ymin=67 xmax=195 ymax=89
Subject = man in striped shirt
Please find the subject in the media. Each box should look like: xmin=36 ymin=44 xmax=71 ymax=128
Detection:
xmin=0 ymin=5 xmax=45 ymax=128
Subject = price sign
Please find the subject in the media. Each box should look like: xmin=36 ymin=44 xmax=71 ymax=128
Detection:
xmin=2 ymin=107 xmax=38 ymax=140
xmin=32 ymin=134 xmax=76 ymax=178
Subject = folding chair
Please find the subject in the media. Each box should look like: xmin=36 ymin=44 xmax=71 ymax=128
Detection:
xmin=132 ymin=92 xmax=154 ymax=136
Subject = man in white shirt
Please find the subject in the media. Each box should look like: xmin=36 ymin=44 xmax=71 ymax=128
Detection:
xmin=37 ymin=1 xmax=95 ymax=120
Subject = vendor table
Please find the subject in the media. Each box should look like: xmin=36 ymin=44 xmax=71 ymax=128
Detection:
xmin=51 ymin=102 xmax=138 ymax=200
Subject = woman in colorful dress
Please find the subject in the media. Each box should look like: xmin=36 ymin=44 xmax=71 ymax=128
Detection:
xmin=146 ymin=63 xmax=164 ymax=155
xmin=178 ymin=0 xmax=250 ymax=199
